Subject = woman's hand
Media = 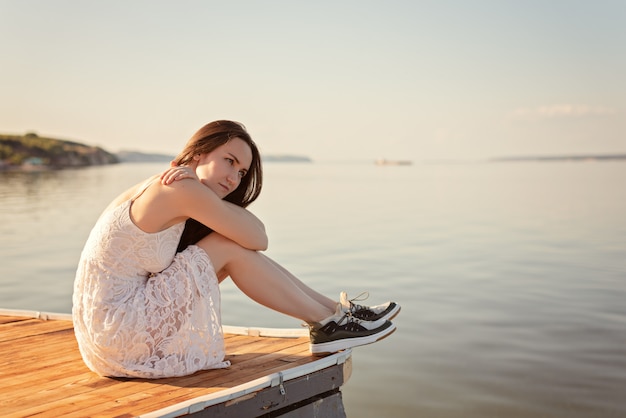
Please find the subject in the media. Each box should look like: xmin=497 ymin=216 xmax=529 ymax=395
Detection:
xmin=160 ymin=162 xmax=199 ymax=185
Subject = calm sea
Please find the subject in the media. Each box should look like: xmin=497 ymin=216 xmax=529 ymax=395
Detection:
xmin=1 ymin=161 xmax=625 ymax=417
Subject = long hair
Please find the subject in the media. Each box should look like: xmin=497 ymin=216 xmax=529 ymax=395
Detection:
xmin=174 ymin=120 xmax=263 ymax=251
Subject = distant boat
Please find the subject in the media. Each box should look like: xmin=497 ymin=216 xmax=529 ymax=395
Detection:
xmin=375 ymin=158 xmax=412 ymax=166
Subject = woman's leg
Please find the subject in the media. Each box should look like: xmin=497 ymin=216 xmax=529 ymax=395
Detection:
xmin=195 ymin=233 xmax=398 ymax=354
xmin=260 ymin=254 xmax=337 ymax=311
xmin=196 ymin=233 xmax=335 ymax=323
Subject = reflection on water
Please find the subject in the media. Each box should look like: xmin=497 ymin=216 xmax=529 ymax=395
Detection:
xmin=0 ymin=164 xmax=163 ymax=311
xmin=1 ymin=162 xmax=625 ymax=417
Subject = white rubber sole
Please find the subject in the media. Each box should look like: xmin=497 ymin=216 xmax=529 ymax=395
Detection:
xmin=381 ymin=304 xmax=401 ymax=321
xmin=310 ymin=322 xmax=397 ymax=355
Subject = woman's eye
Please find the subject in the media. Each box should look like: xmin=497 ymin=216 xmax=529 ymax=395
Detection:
xmin=225 ymin=158 xmax=234 ymax=165
xmin=238 ymin=170 xmax=246 ymax=178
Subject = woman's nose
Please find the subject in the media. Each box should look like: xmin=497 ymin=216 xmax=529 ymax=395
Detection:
xmin=226 ymin=170 xmax=238 ymax=185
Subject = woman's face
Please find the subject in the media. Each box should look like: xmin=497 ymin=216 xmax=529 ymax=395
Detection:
xmin=195 ymin=137 xmax=253 ymax=199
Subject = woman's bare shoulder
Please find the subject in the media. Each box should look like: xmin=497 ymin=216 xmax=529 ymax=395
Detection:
xmin=104 ymin=174 xmax=161 ymax=213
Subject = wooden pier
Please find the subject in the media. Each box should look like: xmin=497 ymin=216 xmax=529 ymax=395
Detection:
xmin=0 ymin=309 xmax=352 ymax=417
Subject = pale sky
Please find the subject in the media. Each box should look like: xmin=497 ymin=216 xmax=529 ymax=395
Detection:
xmin=1 ymin=0 xmax=625 ymax=161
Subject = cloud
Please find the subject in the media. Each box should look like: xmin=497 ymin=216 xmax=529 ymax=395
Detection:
xmin=509 ymin=104 xmax=617 ymax=121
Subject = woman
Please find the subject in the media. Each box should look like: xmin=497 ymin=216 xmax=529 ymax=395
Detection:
xmin=72 ymin=120 xmax=399 ymax=378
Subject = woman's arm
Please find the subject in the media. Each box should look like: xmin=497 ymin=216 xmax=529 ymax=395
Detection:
xmin=128 ymin=166 xmax=267 ymax=250
xmin=170 ymin=179 xmax=268 ymax=250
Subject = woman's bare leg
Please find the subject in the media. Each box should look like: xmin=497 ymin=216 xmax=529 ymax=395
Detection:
xmin=196 ymin=233 xmax=335 ymax=323
xmin=214 ymin=253 xmax=336 ymax=312
xmin=260 ymin=254 xmax=337 ymax=311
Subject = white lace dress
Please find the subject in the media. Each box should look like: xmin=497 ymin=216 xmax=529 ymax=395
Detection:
xmin=72 ymin=196 xmax=229 ymax=378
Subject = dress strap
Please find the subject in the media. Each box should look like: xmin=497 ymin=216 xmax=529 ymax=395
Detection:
xmin=130 ymin=176 xmax=158 ymax=202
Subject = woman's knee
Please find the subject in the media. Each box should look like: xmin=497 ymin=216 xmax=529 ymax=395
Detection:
xmin=195 ymin=232 xmax=254 ymax=270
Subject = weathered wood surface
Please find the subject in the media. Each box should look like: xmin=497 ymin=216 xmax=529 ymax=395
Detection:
xmin=0 ymin=311 xmax=351 ymax=417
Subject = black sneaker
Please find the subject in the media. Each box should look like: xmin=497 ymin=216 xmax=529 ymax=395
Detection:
xmin=340 ymin=291 xmax=401 ymax=322
xmin=308 ymin=309 xmax=396 ymax=355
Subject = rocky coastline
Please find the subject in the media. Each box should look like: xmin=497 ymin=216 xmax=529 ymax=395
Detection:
xmin=1 ymin=132 xmax=315 ymax=171
xmin=0 ymin=133 xmax=118 ymax=170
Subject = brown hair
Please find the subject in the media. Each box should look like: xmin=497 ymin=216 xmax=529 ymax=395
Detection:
xmin=174 ymin=120 xmax=263 ymax=251
xmin=173 ymin=120 xmax=262 ymax=207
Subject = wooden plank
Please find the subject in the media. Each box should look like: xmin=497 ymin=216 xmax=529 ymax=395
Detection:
xmin=0 ymin=313 xmax=350 ymax=418
xmin=0 ymin=329 xmax=78 ymax=364
xmin=126 ymin=346 xmax=315 ymax=416
xmin=0 ymin=316 xmax=30 ymax=325
xmin=0 ymin=333 xmax=85 ymax=392
xmin=2 ymin=332 xmax=309 ymax=416
xmin=141 ymin=363 xmax=348 ymax=418
xmin=64 ymin=352 xmax=314 ymax=417
xmin=41 ymin=339 xmax=313 ymax=417
xmin=0 ymin=318 xmax=73 ymax=341
xmin=6 ymin=346 xmax=314 ymax=418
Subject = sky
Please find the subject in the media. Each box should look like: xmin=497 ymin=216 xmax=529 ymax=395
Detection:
xmin=1 ymin=0 xmax=625 ymax=162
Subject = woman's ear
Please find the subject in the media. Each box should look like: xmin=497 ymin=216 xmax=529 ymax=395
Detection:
xmin=188 ymin=157 xmax=200 ymax=170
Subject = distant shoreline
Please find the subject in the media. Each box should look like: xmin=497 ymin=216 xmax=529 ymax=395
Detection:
xmin=0 ymin=132 xmax=313 ymax=170
xmin=116 ymin=151 xmax=313 ymax=164
xmin=0 ymin=133 xmax=118 ymax=171
xmin=489 ymin=154 xmax=626 ymax=163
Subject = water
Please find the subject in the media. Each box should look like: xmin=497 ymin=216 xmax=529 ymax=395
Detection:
xmin=1 ymin=161 xmax=625 ymax=417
